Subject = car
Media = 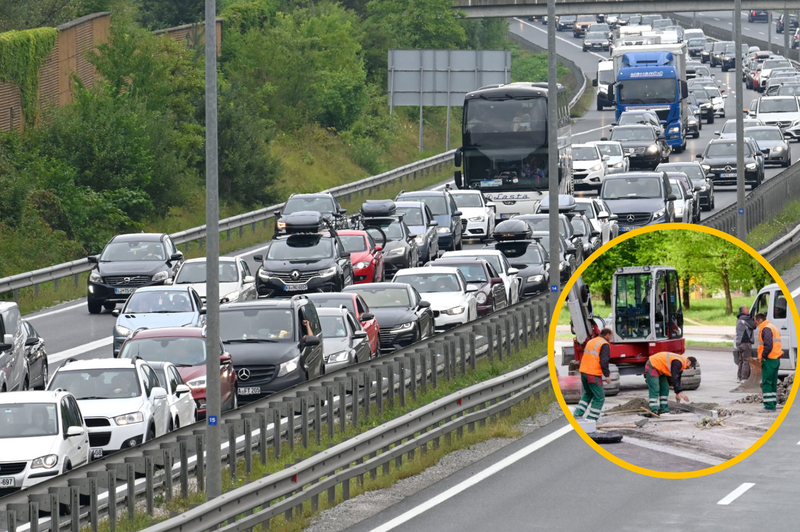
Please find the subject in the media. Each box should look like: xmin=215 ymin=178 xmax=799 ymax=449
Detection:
xmin=448 ymin=189 xmax=496 ymax=241
xmin=613 ymin=109 xmax=663 ymax=134
xmin=514 ymin=212 xmax=584 ymax=265
xmin=720 ymin=42 xmax=738 ymax=72
xmin=570 ymin=215 xmax=602 ymax=256
xmin=393 ymin=267 xmax=478 ymax=331
xmin=0 ymin=303 xmax=30 ymax=393
xmin=607 ymin=125 xmax=670 ymax=170
xmin=700 ymin=41 xmax=713 ymax=63
xmin=22 ymin=320 xmax=48 ymax=390
xmin=714 ymin=118 xmax=765 ymax=139
xmin=587 ymin=23 xmax=612 ymax=38
xmin=693 ymin=83 xmax=726 ymax=117
xmin=481 ymin=221 xmax=550 ymax=297
xmin=691 ymin=65 xmax=713 ymax=79
xmin=776 ymin=13 xmax=798 ymax=33
xmin=745 ymin=125 xmax=792 ymax=167
xmin=753 ymin=96 xmax=800 ymax=138
xmin=573 ymin=197 xmax=620 ymax=244
xmin=641 ymin=15 xmax=662 ymax=28
xmin=318 ymin=307 xmax=371 ymax=372
xmin=573 ymin=14 xmax=598 ymax=37
xmin=748 ymin=10 xmax=769 ymax=23
xmin=395 ymin=190 xmax=464 ymax=251
xmin=523 ymin=231 xmax=576 ymax=284
xmin=393 ymin=201 xmax=439 ymax=263
xmin=219 ymin=297 xmax=324 ymax=405
xmin=656 ymin=162 xmax=716 ymax=211
xmin=583 ymin=32 xmax=610 ymax=52
xmin=665 ymin=172 xmax=700 ymax=222
xmin=335 ymin=229 xmax=386 ymax=283
xmin=793 ymin=28 xmax=800 ymax=48
xmin=86 ymin=233 xmax=184 ymax=314
xmin=172 ymin=257 xmax=256 ymax=304
xmin=686 ymin=37 xmax=707 ymax=59
xmin=652 ymin=19 xmax=672 ymax=30
xmin=117 ymin=327 xmax=237 ymax=419
xmin=669 ymin=178 xmax=695 ymax=224
xmin=765 ymin=74 xmax=800 ymax=94
xmin=343 ymin=283 xmax=434 ymax=353
xmin=775 ymin=83 xmax=800 ymax=96
xmin=687 ymin=89 xmax=714 ymax=123
xmin=254 ymin=211 xmax=354 ymax=297
xmin=710 ymin=41 xmax=733 ymax=68
xmin=664 ymin=25 xmax=684 ymax=39
xmin=556 ymin=15 xmax=576 ymax=31
xmin=684 ymin=29 xmax=705 ymax=41
xmin=0 ymin=391 xmax=90 ymax=494
xmin=146 ymin=361 xmax=196 ymax=430
xmin=440 ymin=250 xmax=521 ymax=304
xmin=111 ymin=285 xmax=206 ymax=356
xmin=358 ymin=210 xmax=419 ymax=276
xmin=426 ymin=258 xmax=509 ymax=314
xmin=305 ymin=292 xmax=381 ymax=358
xmin=588 ymin=141 xmax=629 ymax=174
xmin=277 ymin=193 xmax=349 ymax=232
xmin=594 ymin=59 xmax=616 ymax=110
xmin=600 ymin=172 xmax=676 ymax=233
xmin=47 ymin=358 xmax=170 ymax=459
xmin=758 ymin=57 xmax=793 ymax=92
xmin=695 ymin=138 xmax=764 ymax=188
xmin=746 ymin=52 xmax=774 ymax=89
xmin=605 ymin=14 xmax=619 ymax=27
xmin=684 ymin=94 xmax=702 ymax=137
xmin=571 ymin=143 xmax=608 ymax=191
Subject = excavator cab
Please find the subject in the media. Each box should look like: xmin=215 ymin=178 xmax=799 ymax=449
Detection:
xmin=612 ymin=266 xmax=684 ymax=343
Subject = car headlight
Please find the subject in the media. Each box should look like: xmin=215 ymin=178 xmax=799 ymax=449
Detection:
xmin=277 ymin=221 xmax=286 ymax=230
xmin=152 ymin=271 xmax=169 ymax=283
xmin=114 ymin=412 xmax=144 ymax=426
xmin=701 ymin=164 xmax=711 ymax=172
xmin=220 ymin=290 xmax=240 ymax=303
xmin=277 ymin=355 xmax=300 ymax=377
xmin=257 ymin=269 xmax=271 ymax=280
xmin=792 ymin=119 xmax=800 ymax=127
xmin=698 ymin=185 xmax=708 ymax=191
xmin=115 ymin=325 xmax=131 ymax=337
xmin=612 ymin=162 xmax=623 ymax=168
xmin=31 ymin=455 xmax=59 ymax=469
xmin=527 ymin=275 xmax=544 ymax=283
xmin=328 ymin=351 xmax=351 ymax=363
xmin=437 ymin=227 xmax=451 ymax=234
xmin=746 ymin=163 xmax=757 ymax=170
xmin=388 ymin=247 xmax=406 ymax=256
xmin=187 ymin=377 xmax=206 ymax=388
xmin=469 ymin=216 xmax=485 ymax=222
xmin=559 ymin=263 xmax=566 ymax=271
xmin=319 ymin=266 xmax=337 ymax=277
xmin=590 ymin=163 xmax=603 ymax=172
xmin=688 ymin=119 xmax=697 ymax=125
xmin=668 ymin=126 xmax=680 ymax=134
xmin=646 ymin=144 xmax=659 ymax=154
xmin=444 ymin=306 xmax=465 ymax=315
xmin=89 ymin=271 xmax=102 ymax=283
xmin=774 ymin=146 xmax=785 ymax=152
xmin=354 ymin=261 xmax=371 ymax=270
xmin=414 ymin=235 xmax=425 ymax=245
xmin=475 ymin=292 xmax=487 ymax=304
xmin=392 ymin=322 xmax=415 ymax=332
xmin=652 ymin=208 xmax=666 ymax=221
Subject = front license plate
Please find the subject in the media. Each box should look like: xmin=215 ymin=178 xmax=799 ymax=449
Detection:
xmin=91 ymin=448 xmax=104 ymax=459
xmin=114 ymin=287 xmax=136 ymax=295
xmin=720 ymin=173 xmax=737 ymax=177
xmin=0 ymin=477 xmax=15 ymax=487
xmin=284 ymin=283 xmax=308 ymax=291
xmin=621 ymin=226 xmax=637 ymax=232
xmin=500 ymin=213 xmax=519 ymax=219
xmin=238 ymin=387 xmax=261 ymax=396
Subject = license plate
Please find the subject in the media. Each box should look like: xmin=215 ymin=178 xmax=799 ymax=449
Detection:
xmin=720 ymin=173 xmax=737 ymax=177
xmin=621 ymin=226 xmax=637 ymax=232
xmin=500 ymin=213 xmax=519 ymax=219
xmin=284 ymin=283 xmax=308 ymax=291
xmin=238 ymin=387 xmax=261 ymax=395
xmin=114 ymin=287 xmax=136 ymax=295
xmin=0 ymin=477 xmax=14 ymax=487
xmin=91 ymin=448 xmax=104 ymax=459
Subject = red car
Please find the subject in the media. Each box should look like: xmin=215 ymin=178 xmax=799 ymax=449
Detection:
xmin=336 ymin=230 xmax=385 ymax=284
xmin=117 ymin=327 xmax=237 ymax=419
xmin=306 ymin=292 xmax=381 ymax=357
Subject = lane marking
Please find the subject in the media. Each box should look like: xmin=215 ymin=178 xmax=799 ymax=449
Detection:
xmin=717 ymin=483 xmax=755 ymax=505
xmin=27 ymin=302 xmax=86 ymax=321
xmin=516 ymin=19 xmax=608 ymax=61
xmin=369 ymin=424 xmax=573 ymax=532
xmin=49 ymin=337 xmax=113 ymax=364
xmin=791 ymin=286 xmax=800 ymax=298
xmin=573 ymin=125 xmax=612 ymax=137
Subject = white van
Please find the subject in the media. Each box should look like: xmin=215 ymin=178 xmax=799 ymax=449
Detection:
xmin=594 ymin=60 xmax=615 ymax=110
xmin=748 ymin=284 xmax=797 ymax=376
xmin=0 ymin=302 xmax=28 ymax=391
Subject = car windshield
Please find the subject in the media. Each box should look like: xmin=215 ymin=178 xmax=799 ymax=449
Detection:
xmin=592 ymin=143 xmax=622 ymax=157
xmin=123 ymin=290 xmax=194 ymax=313
xmin=267 ymin=236 xmax=333 ymax=260
xmin=610 ymin=127 xmax=655 ymax=141
xmin=764 ymin=60 xmax=791 ymax=70
xmin=573 ymin=147 xmax=600 ymax=161
xmin=602 ymin=177 xmax=663 ymax=199
xmin=176 ymin=262 xmax=239 ymax=284
xmin=573 ymin=202 xmax=596 ymax=220
xmin=395 ymin=273 xmax=461 ymax=293
xmin=695 ymin=67 xmax=710 ymax=77
xmin=722 ymin=121 xmax=759 ymax=133
xmin=351 ymin=287 xmax=411 ymax=308
xmin=658 ymin=164 xmax=704 ymax=179
xmin=450 ymin=193 xmax=483 ymax=208
xmin=618 ymin=114 xmax=654 ymax=126
xmin=688 ymin=38 xmax=705 ymax=46
xmin=50 ymin=369 xmax=141 ymax=400
xmin=669 ymin=181 xmax=685 ymax=199
xmin=705 ymin=142 xmax=739 ymax=157
xmin=444 ymin=253 xmax=503 ymax=275
xmin=585 ymin=32 xmax=606 ymax=40
xmin=395 ymin=207 xmax=424 ymax=226
xmin=745 ymin=128 xmax=784 ymax=140
xmin=284 ymin=196 xmax=335 ymax=214
xmin=219 ymin=308 xmax=295 ymax=341
xmin=101 ymin=241 xmax=166 ymax=262
xmin=404 ymin=195 xmax=447 ymax=215
xmin=437 ymin=263 xmax=487 ymax=283
xmin=365 ymin=221 xmax=404 ymax=241
xmin=0 ymin=403 xmax=59 ymax=438
xmin=577 ymin=15 xmax=595 ymax=22
xmin=119 ymin=337 xmax=207 ymax=366
xmin=306 ymin=295 xmax=356 ymax=315
xmin=760 ymin=99 xmax=798 ymax=113
xmin=339 ymin=235 xmax=367 ymax=253
xmin=320 ymin=316 xmax=348 ymax=338
xmin=704 ymin=87 xmax=721 ymax=98
xmin=494 ymin=243 xmax=543 ymax=266
xmin=777 ymin=85 xmax=800 ymax=95
xmin=692 ymin=89 xmax=709 ymax=100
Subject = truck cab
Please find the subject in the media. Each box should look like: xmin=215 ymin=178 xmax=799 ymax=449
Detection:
xmin=749 ymin=284 xmax=797 ymax=376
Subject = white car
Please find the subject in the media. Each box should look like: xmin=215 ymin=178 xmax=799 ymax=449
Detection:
xmin=759 ymin=57 xmax=793 ymax=91
xmin=587 ymin=140 xmax=629 ymax=174
xmin=147 ymin=361 xmax=197 ymax=428
xmin=573 ymin=197 xmax=619 ymax=245
xmin=715 ymin=118 xmax=764 ymax=139
xmin=392 ymin=267 xmax=478 ymax=330
xmin=572 ymin=144 xmax=608 ymax=191
xmin=0 ymin=391 xmax=90 ymax=488
xmin=754 ymin=96 xmax=800 ymax=138
xmin=47 ymin=358 xmax=170 ymax=460
xmin=171 ymin=257 xmax=256 ymax=304
xmin=440 ymin=250 xmax=520 ymax=305
xmin=695 ymin=83 xmax=726 ymax=117
xmin=448 ymin=189 xmax=496 ymax=240
xmin=683 ymin=29 xmax=705 ymax=41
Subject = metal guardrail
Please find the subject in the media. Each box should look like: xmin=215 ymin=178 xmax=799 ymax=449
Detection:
xmin=0 ymin=294 xmax=551 ymax=532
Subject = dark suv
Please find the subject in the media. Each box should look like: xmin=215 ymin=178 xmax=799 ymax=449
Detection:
xmin=696 ymin=138 xmax=764 ymax=188
xmin=254 ymin=212 xmax=353 ymax=297
xmin=395 ymin=190 xmax=463 ymax=251
xmin=278 ymin=193 xmax=349 ymax=232
xmin=600 ymin=172 xmax=676 ymax=233
xmin=777 ymin=13 xmax=798 ymax=33
xmin=220 ymin=296 xmax=324 ymax=405
xmin=87 ymin=233 xmax=184 ymax=314
xmin=748 ymin=10 xmax=769 ymax=23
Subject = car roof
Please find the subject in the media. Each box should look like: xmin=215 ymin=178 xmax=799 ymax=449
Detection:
xmin=315 ymin=307 xmax=352 ymax=317
xmin=443 ymin=250 xmax=504 ymax=257
xmin=0 ymin=391 xmax=72 ymax=404
xmin=128 ymin=327 xmax=205 ymax=339
xmin=604 ymin=171 xmax=663 ymax=179
xmin=573 ymin=143 xmax=599 ymax=149
xmin=182 ymin=256 xmax=238 ymax=264
xmin=288 ymin=193 xmax=334 ymax=199
xmin=221 ymin=299 xmax=298 ymax=311
xmin=133 ymin=285 xmax=194 ymax=294
xmin=396 ymin=266 xmax=461 ymax=276
xmin=397 ymin=190 xmax=450 ymax=198
xmin=57 ymin=358 xmax=147 ymax=371
xmin=447 ymin=189 xmax=482 ymax=195
xmin=112 ymin=233 xmax=165 ymax=242
xmin=306 ymin=292 xmax=357 ymax=301
xmin=344 ymin=282 xmax=411 ymax=291
xmin=335 ymin=230 xmax=371 ymax=237
xmin=745 ymin=126 xmax=783 ymax=131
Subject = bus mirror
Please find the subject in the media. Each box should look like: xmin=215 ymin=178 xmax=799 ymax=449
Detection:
xmin=454 ymin=147 xmax=462 ymax=168
xmin=454 ymin=170 xmax=463 ymax=188
xmin=592 ymin=78 xmax=598 ymax=87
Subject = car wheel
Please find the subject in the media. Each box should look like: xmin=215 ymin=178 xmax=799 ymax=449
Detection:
xmin=146 ymin=424 xmax=156 ymax=442
xmin=784 ymin=158 xmax=791 ymax=167
xmin=707 ymin=115 xmax=714 ymax=124
xmin=37 ymin=362 xmax=48 ymax=390
xmin=597 ymin=101 xmax=603 ymax=111
xmin=103 ymin=302 xmax=116 ymax=311
xmin=88 ymin=301 xmax=102 ymax=314
xmin=167 ymin=419 xmax=173 ymax=433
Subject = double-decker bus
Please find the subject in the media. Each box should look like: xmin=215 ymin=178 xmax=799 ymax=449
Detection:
xmin=454 ymin=82 xmax=573 ymax=220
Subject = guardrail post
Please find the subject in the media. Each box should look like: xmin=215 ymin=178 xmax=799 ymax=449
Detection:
xmin=359 ymin=369 xmax=371 ymax=419
xmin=284 ymin=397 xmax=297 ymax=451
xmin=158 ymin=444 xmax=176 ymax=502
xmin=394 ymin=439 xmax=403 ymax=469
xmin=283 ymin=464 xmax=294 ymax=521
xmin=1 ymin=511 xmax=16 ymax=532
xmin=29 ymin=494 xmax=56 ymax=532
xmin=342 ymin=459 xmax=351 ymax=501
xmin=326 ymin=443 xmax=337 ymax=505
xmin=269 ymin=403 xmax=282 ymax=459
xmin=300 ymin=395 xmax=310 ymax=448
xmin=469 ymin=329 xmax=477 ymax=370
xmin=409 ymin=355 xmax=418 ymax=400
xmin=6 ymin=505 xmax=29 ymax=532
xmin=225 ymin=420 xmax=238 ymax=481
xmin=192 ymin=429 xmax=205 ymax=492
xmin=504 ymin=315 xmax=512 ymax=359
xmin=374 ymin=366 xmax=384 ymax=413
xmin=419 ymin=351 xmax=428 ymax=395
xmin=243 ymin=417 xmax=253 ymax=474
xmin=442 ymin=341 xmax=451 ymax=382
xmin=458 ymin=335 xmax=467 ymax=376
xmin=346 ymin=372 xmax=360 ymax=428
xmin=395 ymin=359 xmax=406 ymax=407
xmin=429 ymin=349 xmax=438 ymax=389
xmin=69 ymin=484 xmax=80 ymax=532
xmin=254 ymin=408 xmax=270 ymax=465
xmin=311 ymin=453 xmax=321 ymax=512
xmin=486 ymin=324 xmax=495 ymax=361
xmin=144 ymin=453 xmax=155 ymax=515
xmin=176 ymin=437 xmax=190 ymax=499
xmin=308 ymin=386 xmax=325 ymax=445
xmin=386 ymin=362 xmax=396 ymax=410
xmin=521 ymin=310 xmax=529 ymax=348
xmin=334 ymin=377 xmax=347 ymax=434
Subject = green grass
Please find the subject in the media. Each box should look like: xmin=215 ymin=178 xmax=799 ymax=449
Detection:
xmin=558 ymin=297 xmax=748 ymax=328
xmin=570 ymin=75 xmax=595 ymax=118
xmin=746 ymin=198 xmax=800 ymax=250
xmin=686 ymin=340 xmax=733 ymax=348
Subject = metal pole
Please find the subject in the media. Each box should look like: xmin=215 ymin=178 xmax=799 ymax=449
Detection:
xmin=204 ymin=0 xmax=222 ymax=501
xmin=785 ymin=10 xmax=790 ymax=57
xmin=419 ymin=56 xmax=424 ymax=153
xmin=735 ymin=0 xmax=746 ymax=243
xmin=547 ymin=0 xmax=560 ymax=312
xmin=446 ymin=59 xmax=452 ymax=152
xmin=768 ymin=11 xmax=772 ymax=54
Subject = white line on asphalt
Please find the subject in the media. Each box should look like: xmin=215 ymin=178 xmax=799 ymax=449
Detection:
xmin=718 ymin=483 xmax=755 ymax=505
xmin=49 ymin=337 xmax=113 ymax=364
xmin=714 ymin=17 xmax=720 ymax=21
xmin=26 ymin=301 xmax=86 ymax=320
xmin=759 ymin=32 xmax=765 ymax=35
xmin=369 ymin=424 xmax=573 ymax=532
xmin=516 ymin=19 xmax=607 ymax=61
xmin=573 ymin=125 xmax=611 ymax=137
xmin=791 ymin=286 xmax=800 ymax=298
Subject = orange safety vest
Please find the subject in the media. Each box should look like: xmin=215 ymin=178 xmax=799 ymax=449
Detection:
xmin=580 ymin=337 xmax=609 ymax=377
xmin=648 ymin=352 xmax=690 ymax=377
xmin=757 ymin=321 xmax=782 ymax=361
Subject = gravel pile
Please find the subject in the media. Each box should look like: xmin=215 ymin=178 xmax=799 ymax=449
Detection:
xmin=607 ymin=398 xmax=649 ymax=412
xmin=736 ymin=374 xmax=794 ymax=405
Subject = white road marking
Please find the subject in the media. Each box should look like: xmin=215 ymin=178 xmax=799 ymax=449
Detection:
xmin=573 ymin=125 xmax=612 ymax=137
xmin=49 ymin=337 xmax=113 ymax=364
xmin=791 ymin=286 xmax=800 ymax=298
xmin=369 ymin=424 xmax=573 ymax=532
xmin=26 ymin=302 xmax=86 ymax=320
xmin=714 ymin=17 xmax=721 ymax=21
xmin=516 ymin=19 xmax=608 ymax=61
xmin=759 ymin=32 xmax=765 ymax=35
xmin=717 ymin=483 xmax=755 ymax=505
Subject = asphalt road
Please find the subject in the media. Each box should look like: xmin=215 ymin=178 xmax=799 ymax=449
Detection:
xmin=675 ymin=10 xmax=796 ymax=51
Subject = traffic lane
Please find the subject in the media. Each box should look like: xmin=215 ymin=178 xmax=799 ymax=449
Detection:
xmin=677 ymin=11 xmax=794 ymax=48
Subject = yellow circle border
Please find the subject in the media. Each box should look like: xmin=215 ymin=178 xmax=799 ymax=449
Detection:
xmin=547 ymin=222 xmax=800 ymax=479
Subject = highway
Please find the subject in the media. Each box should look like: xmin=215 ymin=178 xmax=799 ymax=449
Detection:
xmin=676 ymin=10 xmax=796 ymax=50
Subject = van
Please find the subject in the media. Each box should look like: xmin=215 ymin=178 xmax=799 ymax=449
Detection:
xmin=747 ymin=284 xmax=797 ymax=376
xmin=594 ymin=60 xmax=615 ymax=110
xmin=0 ymin=302 xmax=28 ymax=392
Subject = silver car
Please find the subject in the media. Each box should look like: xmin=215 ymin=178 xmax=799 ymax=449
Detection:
xmin=714 ymin=118 xmax=764 ymax=139
xmin=319 ymin=308 xmax=371 ymax=372
xmin=588 ymin=140 xmax=629 ymax=174
xmin=745 ymin=126 xmax=792 ymax=166
xmin=669 ymin=179 xmax=695 ymax=223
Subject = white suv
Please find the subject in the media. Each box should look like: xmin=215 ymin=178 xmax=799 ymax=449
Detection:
xmin=754 ymin=96 xmax=800 ymax=139
xmin=572 ymin=144 xmax=608 ymax=192
xmin=0 ymin=391 xmax=90 ymax=493
xmin=47 ymin=358 xmax=170 ymax=460
xmin=393 ymin=267 xmax=478 ymax=330
xmin=448 ymin=189 xmax=496 ymax=240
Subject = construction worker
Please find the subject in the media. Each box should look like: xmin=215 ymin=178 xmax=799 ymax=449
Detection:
xmin=644 ymin=352 xmax=698 ymax=415
xmin=755 ymin=313 xmax=782 ymax=412
xmin=572 ymin=328 xmax=613 ymax=422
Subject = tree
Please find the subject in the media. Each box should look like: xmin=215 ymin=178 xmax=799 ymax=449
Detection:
xmin=366 ymin=0 xmax=467 ymax=50
xmin=0 ymin=0 xmax=108 ymax=32
xmin=138 ymin=0 xmax=205 ymax=30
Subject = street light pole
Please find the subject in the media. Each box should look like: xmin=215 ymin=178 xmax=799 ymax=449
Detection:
xmin=547 ymin=0 xmax=560 ymax=315
xmin=735 ymin=0 xmax=746 ymax=243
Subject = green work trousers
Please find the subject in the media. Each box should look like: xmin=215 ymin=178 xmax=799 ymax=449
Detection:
xmin=644 ymin=361 xmax=670 ymax=414
xmin=761 ymin=357 xmax=780 ymax=410
xmin=573 ymin=373 xmax=605 ymax=421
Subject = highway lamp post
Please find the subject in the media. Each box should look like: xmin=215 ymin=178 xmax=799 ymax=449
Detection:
xmin=735 ymin=0 xmax=746 ymax=243
xmin=204 ymin=0 xmax=222 ymax=500
xmin=768 ymin=11 xmax=772 ymax=54
xmin=547 ymin=0 xmax=560 ymax=312
xmin=785 ymin=10 xmax=790 ymax=57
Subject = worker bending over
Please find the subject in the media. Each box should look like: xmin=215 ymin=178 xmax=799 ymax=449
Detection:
xmin=573 ymin=328 xmax=613 ymax=421
xmin=755 ymin=313 xmax=782 ymax=412
xmin=644 ymin=352 xmax=698 ymax=415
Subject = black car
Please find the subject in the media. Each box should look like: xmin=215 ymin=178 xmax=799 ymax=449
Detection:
xmin=427 ymin=258 xmax=508 ymax=315
xmin=600 ymin=172 xmax=676 ymax=233
xmin=556 ymin=15 xmax=576 ymax=31
xmin=696 ymin=139 xmax=764 ymax=188
xmin=776 ymin=14 xmax=798 ymax=33
xmin=583 ymin=32 xmax=610 ymax=52
xmin=700 ymin=41 xmax=714 ymax=64
xmin=220 ymin=297 xmax=324 ymax=405
xmin=515 ymin=213 xmax=583 ymax=265
xmin=569 ymin=216 xmax=602 ymax=257
xmin=688 ymin=89 xmax=715 ymax=124
xmin=607 ymin=125 xmax=671 ymax=169
xmin=720 ymin=43 xmax=738 ymax=72
xmin=396 ymin=190 xmax=463 ymax=251
xmin=525 ymin=231 xmax=575 ymax=285
xmin=278 ymin=193 xmax=349 ymax=233
xmin=343 ymin=283 xmax=434 ymax=353
xmin=748 ymin=10 xmax=769 ymax=23
xmin=710 ymin=41 xmax=733 ymax=68
xmin=86 ymin=233 xmax=185 ymax=314
xmin=355 ymin=204 xmax=420 ymax=276
xmin=22 ymin=320 xmax=48 ymax=390
xmin=687 ymin=38 xmax=707 ymax=58
xmin=254 ymin=212 xmax=353 ymax=297
xmin=481 ymin=221 xmax=550 ymax=297
xmin=656 ymin=162 xmax=716 ymax=211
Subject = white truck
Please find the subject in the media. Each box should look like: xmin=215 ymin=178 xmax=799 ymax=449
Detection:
xmin=745 ymin=284 xmax=797 ymax=376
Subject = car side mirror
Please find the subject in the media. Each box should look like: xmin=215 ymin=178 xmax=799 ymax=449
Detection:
xmin=453 ymin=211 xmax=462 ymax=217
xmin=602 ymin=155 xmax=610 ymax=161
xmin=695 ymin=153 xmax=703 ymax=159
xmin=609 ymin=214 xmax=618 ymax=221
xmin=25 ymin=337 xmax=39 ymax=346
xmin=170 ymin=252 xmax=184 ymax=262
xmin=374 ymin=245 xmax=383 ymax=252
xmin=111 ymin=309 xmax=120 ymax=318
xmin=714 ymin=131 xmax=720 ymax=135
xmin=353 ymin=330 xmax=368 ymax=339
xmin=175 ymin=384 xmax=191 ymax=396
xmin=597 ymin=210 xmax=609 ymax=219
xmin=87 ymin=255 xmax=99 ymax=264
xmin=490 ymin=277 xmax=504 ymax=286
xmin=508 ymin=267 xmax=520 ymax=275
xmin=67 ymin=426 xmax=85 ymax=438
xmin=303 ymin=335 xmax=321 ymax=347
xmin=429 ymin=220 xmax=439 ymax=227
xmin=360 ymin=312 xmax=374 ymax=321
xmin=611 ymin=122 xmax=617 ymax=126
xmin=243 ymin=275 xmax=255 ymax=284
xmin=253 ymin=255 xmax=263 ymax=262
xmin=338 ymin=208 xmax=347 ymax=215
xmin=466 ymin=284 xmax=479 ymax=293
xmin=418 ymin=300 xmax=431 ymax=308
xmin=657 ymin=134 xmax=666 ymax=140
xmin=199 ymin=307 xmax=207 ymax=315
xmin=667 ymin=194 xmax=677 ymax=201
xmin=0 ymin=333 xmax=13 ymax=351
xmin=722 ymin=93 xmax=728 ymax=98
xmin=151 ymin=386 xmax=168 ymax=399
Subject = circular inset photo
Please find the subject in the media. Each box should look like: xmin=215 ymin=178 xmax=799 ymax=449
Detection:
xmin=549 ymin=224 xmax=799 ymax=478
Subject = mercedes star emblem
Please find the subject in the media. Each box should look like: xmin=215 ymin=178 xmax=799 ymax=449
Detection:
xmin=626 ymin=214 xmax=636 ymax=223
xmin=123 ymin=277 xmax=131 ymax=283
xmin=724 ymin=165 xmax=732 ymax=172
xmin=290 ymin=270 xmax=301 ymax=281
xmin=237 ymin=368 xmax=251 ymax=381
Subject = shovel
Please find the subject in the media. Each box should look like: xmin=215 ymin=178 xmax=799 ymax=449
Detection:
xmin=597 ymin=418 xmax=650 ymax=430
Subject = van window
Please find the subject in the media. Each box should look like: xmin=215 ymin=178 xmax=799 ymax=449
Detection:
xmin=4 ymin=306 xmax=20 ymax=337
xmin=774 ymin=293 xmax=787 ymax=320
xmin=753 ymin=292 xmax=770 ymax=317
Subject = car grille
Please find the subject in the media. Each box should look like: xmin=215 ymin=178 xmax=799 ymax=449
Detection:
xmin=765 ymin=121 xmax=789 ymax=128
xmin=89 ymin=432 xmax=112 ymax=447
xmin=0 ymin=462 xmax=27 ymax=475
xmin=85 ymin=417 xmax=111 ymax=427
xmin=710 ymin=166 xmax=736 ymax=172
xmin=103 ymin=275 xmax=151 ymax=286
xmin=379 ymin=330 xmax=396 ymax=345
xmin=573 ymin=169 xmax=589 ymax=178
xmin=624 ymin=147 xmax=646 ymax=155
xmin=619 ymin=213 xmax=652 ymax=225
xmin=237 ymin=364 xmax=277 ymax=384
xmin=267 ymin=270 xmax=325 ymax=284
